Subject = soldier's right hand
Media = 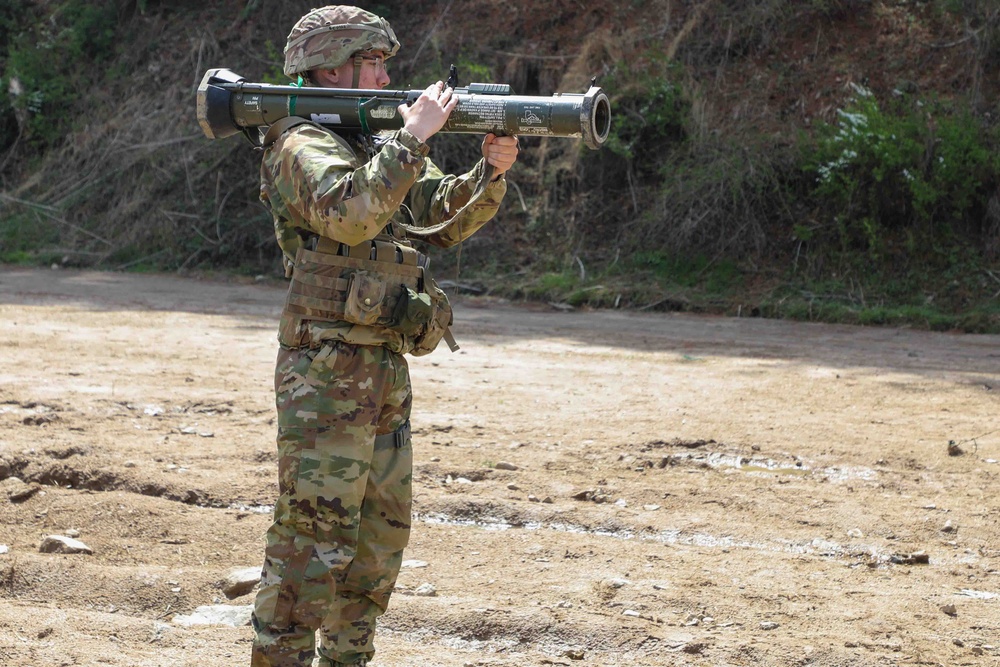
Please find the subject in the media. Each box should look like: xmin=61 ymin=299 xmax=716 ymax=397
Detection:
xmin=398 ymin=81 xmax=458 ymax=143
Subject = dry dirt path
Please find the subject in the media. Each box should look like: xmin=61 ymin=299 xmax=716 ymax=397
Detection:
xmin=0 ymin=267 xmax=998 ymax=667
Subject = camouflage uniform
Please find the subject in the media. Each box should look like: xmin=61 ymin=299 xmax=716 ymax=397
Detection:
xmin=249 ymin=10 xmax=507 ymax=664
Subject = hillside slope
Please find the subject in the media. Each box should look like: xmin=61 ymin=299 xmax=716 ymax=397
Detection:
xmin=1 ymin=0 xmax=998 ymax=328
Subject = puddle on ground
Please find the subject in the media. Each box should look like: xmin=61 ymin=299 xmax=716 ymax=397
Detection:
xmin=230 ymin=503 xmax=977 ymax=567
xmin=415 ymin=511 xmax=976 ymax=566
xmin=229 ymin=503 xmax=274 ymax=514
xmin=669 ymin=451 xmax=878 ymax=482
xmin=705 ymin=452 xmax=810 ymax=476
xmin=739 ymin=464 xmax=809 ymax=476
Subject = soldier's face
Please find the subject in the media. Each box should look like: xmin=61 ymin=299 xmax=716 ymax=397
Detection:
xmin=357 ymin=52 xmax=390 ymax=88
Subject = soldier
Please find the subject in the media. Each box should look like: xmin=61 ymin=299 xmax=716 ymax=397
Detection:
xmin=249 ymin=5 xmax=518 ymax=667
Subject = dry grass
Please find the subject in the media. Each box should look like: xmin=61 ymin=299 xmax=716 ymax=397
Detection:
xmin=0 ymin=0 xmax=996 ymax=299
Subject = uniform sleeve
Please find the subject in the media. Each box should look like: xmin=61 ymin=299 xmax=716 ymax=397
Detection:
xmin=406 ymin=154 xmax=508 ymax=249
xmin=262 ymin=125 xmax=430 ymax=247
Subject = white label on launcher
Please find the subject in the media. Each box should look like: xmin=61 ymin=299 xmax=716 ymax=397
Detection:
xmin=311 ymin=113 xmax=342 ymax=124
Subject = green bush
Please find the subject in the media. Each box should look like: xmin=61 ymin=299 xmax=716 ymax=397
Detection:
xmin=806 ymin=85 xmax=1000 ymax=258
xmin=0 ymin=210 xmax=59 ymax=263
xmin=604 ymin=56 xmax=688 ymax=169
xmin=626 ymin=251 xmax=741 ymax=292
xmin=5 ymin=1 xmax=120 ymax=148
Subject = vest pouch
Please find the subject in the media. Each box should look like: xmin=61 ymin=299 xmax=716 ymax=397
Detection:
xmin=343 ymin=270 xmax=386 ymax=326
xmin=392 ymin=285 xmax=433 ymax=336
xmin=410 ymin=278 xmax=455 ymax=356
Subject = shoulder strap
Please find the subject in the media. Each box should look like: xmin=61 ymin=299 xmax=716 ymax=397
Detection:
xmin=261 ymin=116 xmax=317 ymax=149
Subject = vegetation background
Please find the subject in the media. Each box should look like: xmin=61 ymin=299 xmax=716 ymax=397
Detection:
xmin=1 ymin=0 xmax=998 ymax=331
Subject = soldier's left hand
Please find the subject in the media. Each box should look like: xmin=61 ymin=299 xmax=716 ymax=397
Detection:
xmin=482 ymin=134 xmax=519 ymax=180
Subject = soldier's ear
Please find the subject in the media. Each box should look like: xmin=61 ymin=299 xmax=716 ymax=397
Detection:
xmin=311 ymin=69 xmax=341 ymax=87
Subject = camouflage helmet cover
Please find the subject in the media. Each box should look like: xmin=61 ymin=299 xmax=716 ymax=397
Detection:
xmin=283 ymin=5 xmax=400 ymax=78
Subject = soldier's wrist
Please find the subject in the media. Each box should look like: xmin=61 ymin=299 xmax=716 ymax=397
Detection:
xmin=393 ymin=128 xmax=430 ymax=157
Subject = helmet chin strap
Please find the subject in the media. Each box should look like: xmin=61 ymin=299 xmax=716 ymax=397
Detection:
xmin=351 ymin=53 xmax=374 ymax=145
xmin=352 ymin=54 xmax=362 ymax=88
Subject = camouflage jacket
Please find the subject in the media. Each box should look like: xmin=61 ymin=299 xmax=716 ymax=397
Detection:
xmin=260 ymin=124 xmax=507 ymax=352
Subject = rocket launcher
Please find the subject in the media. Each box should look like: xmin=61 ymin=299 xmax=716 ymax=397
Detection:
xmin=196 ymin=66 xmax=611 ymax=150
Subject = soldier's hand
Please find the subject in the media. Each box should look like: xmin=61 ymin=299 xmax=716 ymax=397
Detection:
xmin=482 ymin=134 xmax=519 ymax=180
xmin=398 ymin=81 xmax=458 ymax=143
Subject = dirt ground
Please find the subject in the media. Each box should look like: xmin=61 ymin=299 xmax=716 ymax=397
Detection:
xmin=0 ymin=267 xmax=998 ymax=667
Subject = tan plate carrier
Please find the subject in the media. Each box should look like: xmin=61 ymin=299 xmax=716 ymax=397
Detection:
xmin=283 ymin=235 xmax=457 ymax=354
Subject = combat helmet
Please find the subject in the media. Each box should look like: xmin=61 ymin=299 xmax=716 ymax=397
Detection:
xmin=283 ymin=5 xmax=399 ymax=81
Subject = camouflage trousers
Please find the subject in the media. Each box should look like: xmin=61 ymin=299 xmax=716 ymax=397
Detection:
xmin=251 ymin=341 xmax=413 ymax=667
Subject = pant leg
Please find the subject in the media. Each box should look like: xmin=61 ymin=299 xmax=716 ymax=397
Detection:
xmin=317 ymin=352 xmax=412 ymax=667
xmin=251 ymin=343 xmax=397 ymax=667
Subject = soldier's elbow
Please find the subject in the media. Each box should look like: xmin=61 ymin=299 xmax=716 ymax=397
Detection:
xmin=321 ymin=221 xmax=377 ymax=247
